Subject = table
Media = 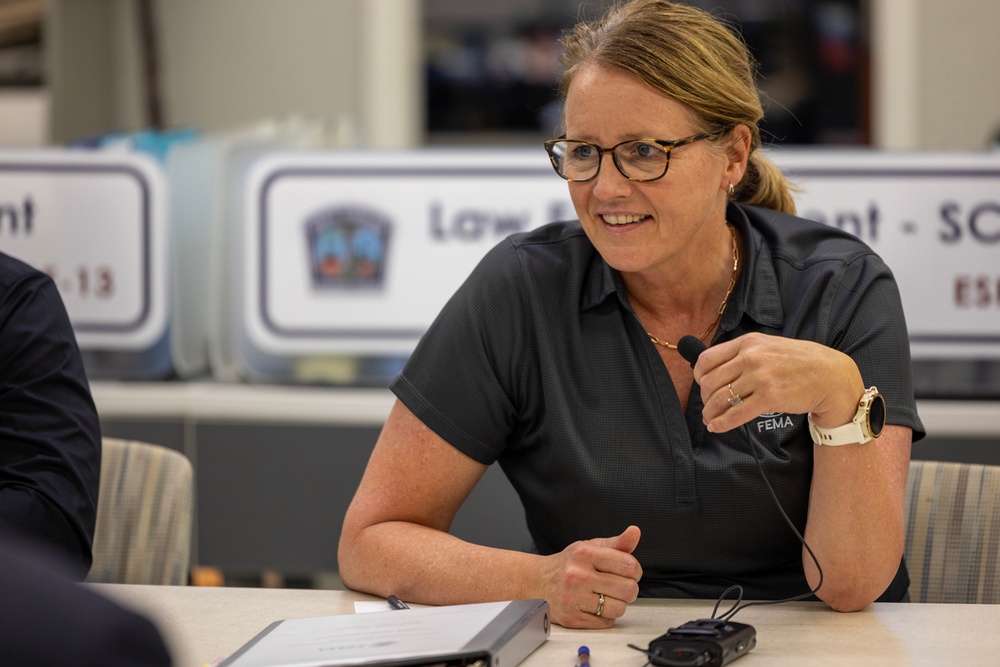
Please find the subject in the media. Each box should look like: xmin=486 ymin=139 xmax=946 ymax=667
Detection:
xmin=89 ymin=584 xmax=1000 ymax=667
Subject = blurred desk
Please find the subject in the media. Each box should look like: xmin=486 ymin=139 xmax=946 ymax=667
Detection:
xmin=90 ymin=584 xmax=1000 ymax=667
xmin=91 ymin=382 xmax=395 ymax=426
xmin=91 ymin=382 xmax=998 ymax=436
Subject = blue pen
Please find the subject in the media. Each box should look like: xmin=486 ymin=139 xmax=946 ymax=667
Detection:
xmin=387 ymin=594 xmax=410 ymax=610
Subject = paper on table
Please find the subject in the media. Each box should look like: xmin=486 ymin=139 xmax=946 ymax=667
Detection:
xmin=228 ymin=601 xmax=510 ymax=667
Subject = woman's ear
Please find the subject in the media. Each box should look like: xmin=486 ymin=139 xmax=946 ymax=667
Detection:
xmin=724 ymin=124 xmax=752 ymax=188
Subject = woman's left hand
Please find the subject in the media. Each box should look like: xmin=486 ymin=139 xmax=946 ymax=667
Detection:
xmin=693 ymin=331 xmax=912 ymax=611
xmin=691 ymin=332 xmax=866 ymax=434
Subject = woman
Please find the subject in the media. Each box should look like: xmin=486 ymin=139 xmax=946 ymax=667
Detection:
xmin=339 ymin=0 xmax=923 ymax=629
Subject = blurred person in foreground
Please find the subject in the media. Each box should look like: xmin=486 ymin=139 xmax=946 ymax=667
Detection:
xmin=0 ymin=537 xmax=172 ymax=666
xmin=339 ymin=0 xmax=923 ymax=628
xmin=0 ymin=250 xmax=101 ymax=579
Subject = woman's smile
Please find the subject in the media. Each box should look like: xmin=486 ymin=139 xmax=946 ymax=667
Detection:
xmin=601 ymin=213 xmax=651 ymax=227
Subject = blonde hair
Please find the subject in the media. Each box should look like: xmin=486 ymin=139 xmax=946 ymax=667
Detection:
xmin=558 ymin=0 xmax=796 ymax=214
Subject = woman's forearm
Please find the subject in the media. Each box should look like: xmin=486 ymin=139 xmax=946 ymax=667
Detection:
xmin=339 ymin=519 xmax=544 ymax=605
xmin=803 ymin=426 xmax=911 ymax=610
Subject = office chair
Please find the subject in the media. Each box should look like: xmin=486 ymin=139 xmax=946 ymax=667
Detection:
xmin=86 ymin=438 xmax=194 ymax=585
xmin=904 ymin=459 xmax=1000 ymax=603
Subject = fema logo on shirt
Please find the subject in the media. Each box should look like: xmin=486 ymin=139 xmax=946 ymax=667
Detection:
xmin=754 ymin=412 xmax=794 ymax=433
xmin=305 ymin=206 xmax=391 ymax=290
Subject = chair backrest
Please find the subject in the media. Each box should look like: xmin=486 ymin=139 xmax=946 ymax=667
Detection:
xmin=904 ymin=459 xmax=1000 ymax=603
xmin=86 ymin=438 xmax=194 ymax=585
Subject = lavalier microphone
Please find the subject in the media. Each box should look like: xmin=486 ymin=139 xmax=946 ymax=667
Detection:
xmin=677 ymin=334 xmax=707 ymax=368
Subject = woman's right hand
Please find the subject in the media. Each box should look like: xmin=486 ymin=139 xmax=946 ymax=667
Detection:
xmin=540 ymin=525 xmax=643 ymax=628
xmin=339 ymin=400 xmax=643 ymax=629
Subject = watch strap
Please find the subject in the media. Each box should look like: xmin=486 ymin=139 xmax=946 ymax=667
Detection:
xmin=808 ymin=416 xmax=866 ymax=446
xmin=808 ymin=386 xmax=883 ymax=446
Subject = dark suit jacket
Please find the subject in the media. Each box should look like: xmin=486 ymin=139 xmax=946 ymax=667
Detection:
xmin=0 ymin=539 xmax=173 ymax=666
xmin=0 ymin=251 xmax=101 ymax=578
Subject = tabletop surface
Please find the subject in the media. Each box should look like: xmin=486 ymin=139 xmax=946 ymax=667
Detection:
xmin=89 ymin=584 xmax=1000 ymax=667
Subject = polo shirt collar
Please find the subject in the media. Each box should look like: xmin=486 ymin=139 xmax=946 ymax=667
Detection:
xmin=580 ymin=247 xmax=619 ymax=311
xmin=577 ymin=204 xmax=786 ymax=332
xmin=724 ymin=203 xmax=784 ymax=332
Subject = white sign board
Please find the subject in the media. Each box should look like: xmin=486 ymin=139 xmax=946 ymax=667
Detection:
xmin=0 ymin=150 xmax=169 ymax=350
xmin=244 ymin=150 xmax=573 ymax=356
xmin=776 ymin=150 xmax=1000 ymax=359
xmin=244 ymin=149 xmax=1000 ymax=360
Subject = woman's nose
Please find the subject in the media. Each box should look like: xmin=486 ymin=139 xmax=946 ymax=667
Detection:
xmin=590 ymin=154 xmax=633 ymax=199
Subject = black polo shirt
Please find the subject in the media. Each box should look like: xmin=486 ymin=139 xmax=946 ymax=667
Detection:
xmin=392 ymin=203 xmax=925 ymax=602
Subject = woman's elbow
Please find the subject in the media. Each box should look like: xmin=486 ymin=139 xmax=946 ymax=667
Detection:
xmin=823 ymin=591 xmax=875 ymax=613
xmin=337 ymin=515 xmax=373 ymax=593
xmin=816 ymin=569 xmax=897 ymax=612
xmin=336 ymin=536 xmax=358 ymax=590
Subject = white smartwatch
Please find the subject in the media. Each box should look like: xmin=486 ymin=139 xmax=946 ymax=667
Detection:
xmin=808 ymin=386 xmax=886 ymax=446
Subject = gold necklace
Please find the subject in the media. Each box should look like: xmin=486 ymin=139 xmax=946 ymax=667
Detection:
xmin=647 ymin=223 xmax=739 ymax=350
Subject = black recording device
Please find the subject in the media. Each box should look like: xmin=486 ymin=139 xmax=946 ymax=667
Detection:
xmin=632 ymin=618 xmax=756 ymax=667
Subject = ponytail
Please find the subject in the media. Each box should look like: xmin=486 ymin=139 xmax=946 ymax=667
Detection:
xmin=734 ymin=151 xmax=798 ymax=215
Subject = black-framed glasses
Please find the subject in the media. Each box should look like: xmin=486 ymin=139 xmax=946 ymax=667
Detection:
xmin=544 ymin=132 xmax=714 ymax=182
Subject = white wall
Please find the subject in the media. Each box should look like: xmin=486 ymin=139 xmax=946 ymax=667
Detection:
xmin=154 ymin=0 xmax=362 ymax=136
xmin=46 ymin=0 xmax=118 ymax=143
xmin=871 ymin=0 xmax=1000 ymax=149
xmin=47 ymin=0 xmax=422 ymax=147
xmin=0 ymin=88 xmax=49 ymax=145
xmin=917 ymin=0 xmax=1000 ymax=149
xmin=44 ymin=0 xmax=1000 ymax=150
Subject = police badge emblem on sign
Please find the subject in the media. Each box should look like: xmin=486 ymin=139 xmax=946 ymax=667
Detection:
xmin=306 ymin=206 xmax=391 ymax=290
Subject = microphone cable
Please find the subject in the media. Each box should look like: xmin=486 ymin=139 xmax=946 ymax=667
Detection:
xmin=677 ymin=335 xmax=823 ymax=622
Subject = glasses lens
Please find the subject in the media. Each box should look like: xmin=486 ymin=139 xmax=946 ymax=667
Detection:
xmin=614 ymin=141 xmax=669 ymax=181
xmin=551 ymin=141 xmax=600 ymax=180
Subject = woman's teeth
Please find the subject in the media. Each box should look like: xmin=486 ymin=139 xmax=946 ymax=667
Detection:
xmin=603 ymin=214 xmax=647 ymax=225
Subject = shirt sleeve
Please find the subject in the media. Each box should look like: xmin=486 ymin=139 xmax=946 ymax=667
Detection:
xmin=0 ymin=266 xmax=102 ymax=579
xmin=391 ymin=238 xmax=529 ymax=465
xmin=826 ymin=251 xmax=926 ymax=441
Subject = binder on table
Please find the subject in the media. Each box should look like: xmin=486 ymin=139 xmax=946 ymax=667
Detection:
xmin=216 ymin=598 xmax=550 ymax=667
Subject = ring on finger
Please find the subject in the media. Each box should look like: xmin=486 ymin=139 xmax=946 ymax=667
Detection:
xmin=728 ymin=383 xmax=743 ymax=407
xmin=595 ymin=592 xmax=605 ymax=617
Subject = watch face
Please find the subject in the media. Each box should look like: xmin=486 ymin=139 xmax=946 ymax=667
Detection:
xmin=868 ymin=392 xmax=886 ymax=437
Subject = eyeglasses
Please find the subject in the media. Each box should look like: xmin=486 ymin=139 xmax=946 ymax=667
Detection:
xmin=544 ymin=132 xmax=714 ymax=182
